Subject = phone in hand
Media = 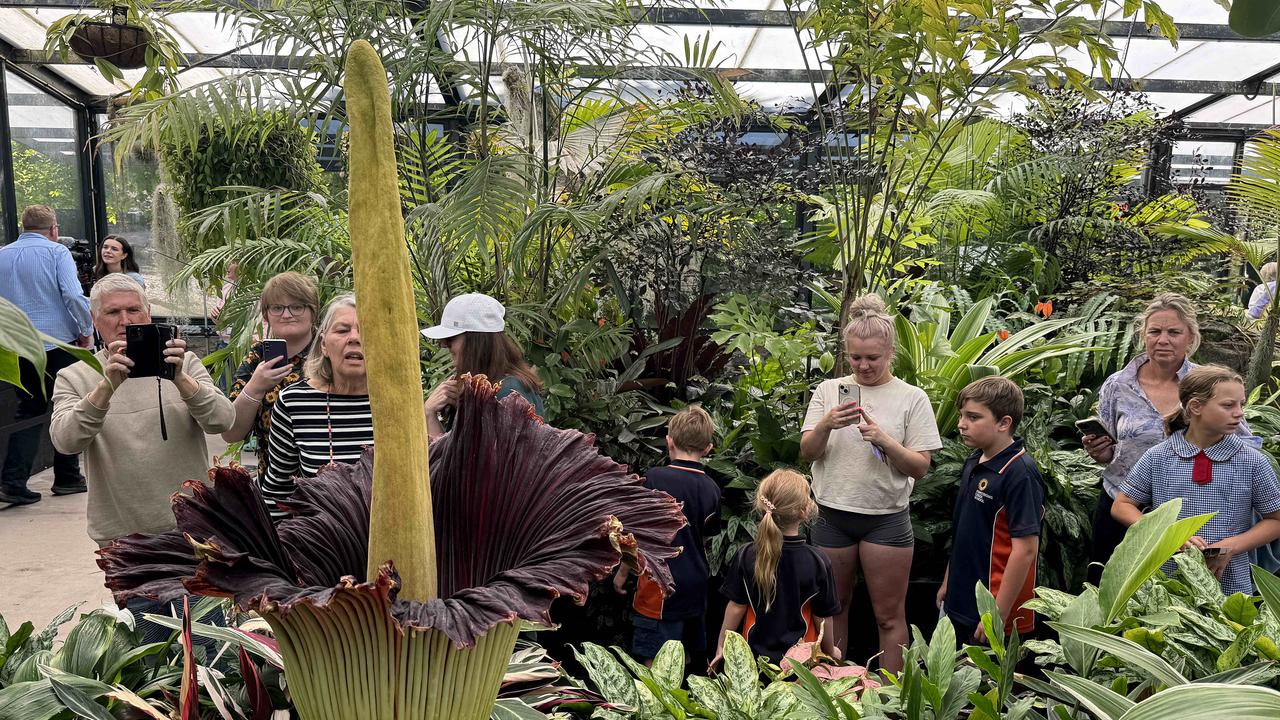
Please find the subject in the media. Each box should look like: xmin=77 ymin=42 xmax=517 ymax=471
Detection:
xmin=125 ymin=323 xmax=178 ymax=380
xmin=838 ymin=383 xmax=863 ymax=422
xmin=1074 ymin=416 xmax=1112 ymax=441
xmin=261 ymin=338 xmax=289 ymax=368
xmin=1201 ymin=547 xmax=1227 ymax=559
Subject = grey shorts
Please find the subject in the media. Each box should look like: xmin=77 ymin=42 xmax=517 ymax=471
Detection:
xmin=812 ymin=505 xmax=915 ymax=549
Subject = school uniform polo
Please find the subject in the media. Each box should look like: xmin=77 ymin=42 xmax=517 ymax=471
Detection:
xmin=1121 ymin=432 xmax=1280 ymax=596
xmin=633 ymin=460 xmax=722 ymax=620
xmin=944 ymin=439 xmax=1044 ymax=635
xmin=721 ymin=536 xmax=841 ymax=663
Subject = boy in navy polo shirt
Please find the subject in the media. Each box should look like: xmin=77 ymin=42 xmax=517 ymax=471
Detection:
xmin=937 ymin=376 xmax=1044 ymax=645
xmin=614 ymin=405 xmax=722 ymax=665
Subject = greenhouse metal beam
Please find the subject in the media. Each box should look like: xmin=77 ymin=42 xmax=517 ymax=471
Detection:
xmin=1171 ymin=59 xmax=1280 ymax=121
xmin=3 ymin=2 xmax=1278 ymax=42
xmin=11 ymin=47 xmax=1280 ymax=96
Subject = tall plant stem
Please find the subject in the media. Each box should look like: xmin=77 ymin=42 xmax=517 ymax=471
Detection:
xmin=346 ymin=39 xmax=437 ymax=601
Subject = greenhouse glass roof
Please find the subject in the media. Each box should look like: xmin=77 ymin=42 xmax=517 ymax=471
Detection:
xmin=0 ymin=0 xmax=1278 ymax=127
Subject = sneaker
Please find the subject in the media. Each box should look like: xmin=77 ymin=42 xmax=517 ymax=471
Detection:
xmin=0 ymin=488 xmax=41 ymax=505
xmin=51 ymin=482 xmax=87 ymax=496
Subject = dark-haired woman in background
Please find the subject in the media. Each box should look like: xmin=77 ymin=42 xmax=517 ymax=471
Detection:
xmin=94 ymin=235 xmax=145 ymax=289
xmin=422 ymin=293 xmax=544 ymax=439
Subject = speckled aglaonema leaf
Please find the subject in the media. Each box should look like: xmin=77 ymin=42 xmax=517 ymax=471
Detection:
xmin=98 ymin=376 xmax=685 ymax=648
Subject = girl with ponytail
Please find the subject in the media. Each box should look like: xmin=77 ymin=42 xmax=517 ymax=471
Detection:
xmin=1112 ymin=365 xmax=1280 ymax=596
xmin=713 ymin=470 xmax=841 ymax=666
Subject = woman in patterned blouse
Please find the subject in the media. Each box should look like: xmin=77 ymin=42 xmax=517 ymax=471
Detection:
xmin=223 ymin=272 xmax=319 ymax=479
xmin=1082 ymin=293 xmax=1255 ymax=582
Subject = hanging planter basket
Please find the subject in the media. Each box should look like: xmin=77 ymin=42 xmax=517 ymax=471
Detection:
xmin=69 ymin=21 xmax=151 ymax=69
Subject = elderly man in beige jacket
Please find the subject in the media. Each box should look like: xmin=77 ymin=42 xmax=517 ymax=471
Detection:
xmin=50 ymin=274 xmax=235 ymax=548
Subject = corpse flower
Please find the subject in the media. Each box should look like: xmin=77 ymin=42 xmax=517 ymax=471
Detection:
xmin=100 ymin=377 xmax=684 ymax=717
xmin=98 ymin=39 xmax=685 ymax=720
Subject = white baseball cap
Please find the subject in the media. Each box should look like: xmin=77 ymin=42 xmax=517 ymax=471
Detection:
xmin=421 ymin=293 xmax=506 ymax=339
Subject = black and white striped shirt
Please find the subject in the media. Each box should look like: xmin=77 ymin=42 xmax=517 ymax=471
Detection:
xmin=263 ymin=382 xmax=373 ymax=519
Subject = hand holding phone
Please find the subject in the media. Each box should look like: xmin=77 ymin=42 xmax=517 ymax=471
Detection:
xmin=1075 ymin=417 xmax=1113 ymax=441
xmin=125 ymin=323 xmax=178 ymax=381
xmin=261 ymin=338 xmax=289 ymax=367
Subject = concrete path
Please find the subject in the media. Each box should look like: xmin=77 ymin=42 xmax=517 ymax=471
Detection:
xmin=0 ymin=436 xmax=231 ymax=632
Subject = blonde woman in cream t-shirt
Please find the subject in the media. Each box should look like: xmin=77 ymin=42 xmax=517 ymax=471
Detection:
xmin=800 ymin=294 xmax=942 ymax=673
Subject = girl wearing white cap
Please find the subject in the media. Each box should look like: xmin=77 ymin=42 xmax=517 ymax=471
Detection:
xmin=422 ymin=293 xmax=545 ymax=439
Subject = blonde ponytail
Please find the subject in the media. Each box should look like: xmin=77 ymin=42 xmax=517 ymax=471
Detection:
xmin=752 ymin=469 xmax=818 ymax=613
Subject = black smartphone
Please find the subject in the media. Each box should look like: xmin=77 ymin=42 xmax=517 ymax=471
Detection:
xmin=125 ymin=323 xmax=178 ymax=380
xmin=1202 ymin=547 xmax=1227 ymax=559
xmin=1074 ymin=416 xmax=1112 ymax=441
xmin=261 ymin=338 xmax=289 ymax=368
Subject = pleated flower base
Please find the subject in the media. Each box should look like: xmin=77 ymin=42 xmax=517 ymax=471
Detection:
xmin=265 ymin=590 xmax=520 ymax=720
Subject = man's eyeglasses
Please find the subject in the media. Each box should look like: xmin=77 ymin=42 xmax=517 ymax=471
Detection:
xmin=267 ymin=304 xmax=308 ymax=317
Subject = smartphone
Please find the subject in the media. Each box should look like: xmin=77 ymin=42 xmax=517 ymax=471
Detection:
xmin=125 ymin=323 xmax=178 ymax=380
xmin=1202 ymin=547 xmax=1227 ymax=558
xmin=1074 ymin=416 xmax=1112 ymax=440
xmin=838 ymin=383 xmax=861 ymax=408
xmin=261 ymin=339 xmax=289 ymax=368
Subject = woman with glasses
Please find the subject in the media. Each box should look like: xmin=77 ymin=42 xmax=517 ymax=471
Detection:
xmin=222 ymin=272 xmax=320 ymax=480
xmin=422 ymin=293 xmax=545 ymax=440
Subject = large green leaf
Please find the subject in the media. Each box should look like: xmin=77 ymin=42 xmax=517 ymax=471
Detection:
xmin=1118 ymin=683 xmax=1280 ymax=719
xmin=1045 ymin=670 xmax=1134 ymax=720
xmin=1049 ymin=623 xmax=1187 ymax=687
xmin=1230 ymin=0 xmax=1280 ymax=38
xmin=1098 ymin=499 xmax=1212 ymax=624
xmin=0 ymin=297 xmax=102 ymax=395
xmin=51 ymin=612 xmax=116 ymax=678
xmin=1253 ymin=565 xmax=1280 ymax=617
xmin=1060 ymin=586 xmax=1103 ymax=676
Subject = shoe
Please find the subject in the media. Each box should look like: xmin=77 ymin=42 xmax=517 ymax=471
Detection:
xmin=0 ymin=488 xmax=41 ymax=505
xmin=51 ymin=482 xmax=87 ymax=496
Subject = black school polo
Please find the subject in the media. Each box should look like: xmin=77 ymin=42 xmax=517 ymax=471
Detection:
xmin=633 ymin=460 xmax=722 ymax=620
xmin=721 ymin=536 xmax=841 ymax=663
xmin=944 ymin=438 xmax=1044 ymax=634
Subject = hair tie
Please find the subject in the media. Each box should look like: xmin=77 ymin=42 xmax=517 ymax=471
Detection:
xmin=761 ymin=498 xmax=776 ymax=513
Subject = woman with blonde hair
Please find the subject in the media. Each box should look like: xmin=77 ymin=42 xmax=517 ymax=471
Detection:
xmin=1082 ymin=293 xmax=1257 ymax=581
xmin=1112 ymin=365 xmax=1280 ymax=595
xmin=262 ymin=294 xmax=372 ymax=519
xmin=798 ymin=293 xmax=942 ymax=672
xmin=713 ymin=469 xmax=840 ymax=666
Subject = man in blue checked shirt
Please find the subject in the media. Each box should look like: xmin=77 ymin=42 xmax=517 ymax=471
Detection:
xmin=0 ymin=205 xmax=94 ymax=505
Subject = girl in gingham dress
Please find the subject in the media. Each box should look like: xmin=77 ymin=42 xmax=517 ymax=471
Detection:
xmin=1112 ymin=365 xmax=1280 ymax=595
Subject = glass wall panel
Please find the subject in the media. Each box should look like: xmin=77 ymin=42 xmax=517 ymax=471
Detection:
xmin=96 ymin=114 xmax=205 ymax=318
xmin=7 ymin=70 xmax=86 ymax=242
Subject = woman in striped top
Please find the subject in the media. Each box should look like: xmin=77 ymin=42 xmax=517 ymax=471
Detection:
xmin=263 ymin=294 xmax=373 ymax=519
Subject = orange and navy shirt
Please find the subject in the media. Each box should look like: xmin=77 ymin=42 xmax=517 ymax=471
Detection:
xmin=944 ymin=439 xmax=1044 ymax=635
xmin=633 ymin=460 xmax=721 ymax=620
xmin=721 ymin=536 xmax=841 ymax=663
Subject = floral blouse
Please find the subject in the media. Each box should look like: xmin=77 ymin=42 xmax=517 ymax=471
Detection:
xmin=1097 ymin=354 xmax=1257 ymax=499
xmin=227 ymin=341 xmax=308 ymax=479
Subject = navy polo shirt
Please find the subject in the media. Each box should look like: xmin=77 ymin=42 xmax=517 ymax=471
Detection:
xmin=633 ymin=460 xmax=722 ymax=620
xmin=721 ymin=536 xmax=841 ymax=663
xmin=944 ymin=438 xmax=1044 ymax=634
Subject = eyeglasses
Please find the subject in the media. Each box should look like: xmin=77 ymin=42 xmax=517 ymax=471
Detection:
xmin=267 ymin=304 xmax=308 ymax=317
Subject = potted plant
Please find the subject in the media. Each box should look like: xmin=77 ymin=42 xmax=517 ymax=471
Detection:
xmin=44 ymin=1 xmax=187 ymax=100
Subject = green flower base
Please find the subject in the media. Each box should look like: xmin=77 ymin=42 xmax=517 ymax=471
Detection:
xmin=266 ymin=590 xmax=519 ymax=720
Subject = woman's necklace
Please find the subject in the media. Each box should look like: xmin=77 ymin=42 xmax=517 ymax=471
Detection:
xmin=325 ymin=389 xmax=335 ymax=463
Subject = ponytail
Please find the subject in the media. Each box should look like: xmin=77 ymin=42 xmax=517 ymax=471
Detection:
xmin=753 ymin=498 xmax=783 ymax=612
xmin=751 ymin=469 xmax=817 ymax=614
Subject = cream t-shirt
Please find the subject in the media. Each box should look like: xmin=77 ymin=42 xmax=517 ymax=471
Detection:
xmin=801 ymin=375 xmax=942 ymax=514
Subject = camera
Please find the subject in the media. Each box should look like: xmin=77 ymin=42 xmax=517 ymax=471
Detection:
xmin=125 ymin=323 xmax=179 ymax=380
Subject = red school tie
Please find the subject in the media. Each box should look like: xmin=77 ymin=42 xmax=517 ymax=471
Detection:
xmin=1192 ymin=450 xmax=1213 ymax=485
